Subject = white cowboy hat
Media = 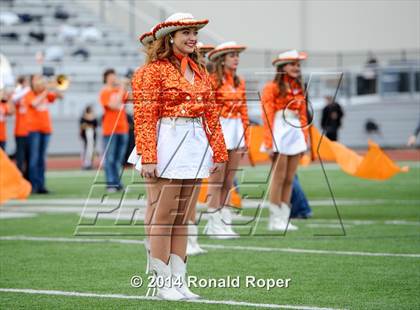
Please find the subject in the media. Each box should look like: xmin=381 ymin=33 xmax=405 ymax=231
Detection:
xmin=207 ymin=41 xmax=246 ymax=61
xmin=138 ymin=26 xmax=156 ymax=46
xmin=153 ymin=12 xmax=208 ymax=40
xmin=272 ymin=49 xmax=307 ymax=66
xmin=196 ymin=41 xmax=215 ymax=55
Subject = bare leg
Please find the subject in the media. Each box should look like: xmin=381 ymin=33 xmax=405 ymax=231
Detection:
xmin=206 ymin=162 xmax=226 ymax=210
xmin=149 ymin=178 xmax=182 ymax=264
xmin=268 ymin=153 xmax=288 ymax=205
xmin=144 ymin=177 xmax=157 ymax=237
xmin=281 ymin=154 xmax=301 ymax=204
xmin=220 ymin=149 xmax=243 ymax=207
xmin=171 ymin=179 xmax=202 ymax=259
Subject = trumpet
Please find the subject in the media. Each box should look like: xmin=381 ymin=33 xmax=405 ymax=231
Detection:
xmin=46 ymin=74 xmax=70 ymax=91
xmin=55 ymin=74 xmax=70 ymax=91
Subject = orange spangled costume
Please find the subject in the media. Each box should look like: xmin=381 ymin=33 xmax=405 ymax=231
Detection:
xmin=211 ymin=71 xmax=250 ymax=147
xmin=131 ymin=65 xmax=146 ymax=155
xmin=261 ymin=75 xmax=309 ymax=150
xmin=131 ymin=58 xmax=228 ymax=164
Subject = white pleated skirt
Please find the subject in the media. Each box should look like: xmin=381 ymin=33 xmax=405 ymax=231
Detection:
xmin=271 ymin=109 xmax=307 ymax=155
xmin=220 ymin=117 xmax=245 ymax=150
xmin=127 ymin=117 xmax=213 ymax=179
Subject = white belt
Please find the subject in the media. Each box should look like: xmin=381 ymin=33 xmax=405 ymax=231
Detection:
xmin=160 ymin=117 xmax=208 ymax=137
xmin=160 ymin=117 xmax=203 ymax=127
xmin=276 ymin=109 xmax=299 ymax=120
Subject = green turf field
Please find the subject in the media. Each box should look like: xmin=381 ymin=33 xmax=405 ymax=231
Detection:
xmin=1 ymin=162 xmax=419 ymax=309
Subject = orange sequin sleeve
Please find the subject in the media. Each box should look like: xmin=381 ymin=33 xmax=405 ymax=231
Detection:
xmin=261 ymin=82 xmax=276 ymax=150
xmin=131 ymin=66 xmax=145 ymax=155
xmin=203 ymin=79 xmax=228 ymax=163
xmin=132 ymin=62 xmax=161 ymax=164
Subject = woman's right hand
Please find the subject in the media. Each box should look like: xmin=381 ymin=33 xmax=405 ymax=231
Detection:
xmin=141 ymin=164 xmax=158 ymax=178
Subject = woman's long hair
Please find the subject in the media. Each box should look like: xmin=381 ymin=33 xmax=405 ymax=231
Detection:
xmin=213 ymin=54 xmax=240 ymax=89
xmin=273 ymin=63 xmax=304 ymax=97
xmin=145 ymin=32 xmax=204 ymax=72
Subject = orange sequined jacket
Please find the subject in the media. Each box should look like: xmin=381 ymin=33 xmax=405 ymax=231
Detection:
xmin=132 ymin=59 xmax=228 ymax=164
xmin=211 ymin=72 xmax=250 ymax=146
xmin=261 ymin=76 xmax=309 ymax=150
xmin=131 ymin=66 xmax=146 ymax=155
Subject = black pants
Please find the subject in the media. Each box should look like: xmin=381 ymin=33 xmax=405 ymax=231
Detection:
xmin=15 ymin=136 xmax=30 ymax=179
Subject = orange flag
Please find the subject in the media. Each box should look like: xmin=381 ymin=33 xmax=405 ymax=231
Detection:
xmin=0 ymin=148 xmax=32 ymax=204
xmin=247 ymin=125 xmax=408 ymax=180
xmin=309 ymin=126 xmax=408 ymax=180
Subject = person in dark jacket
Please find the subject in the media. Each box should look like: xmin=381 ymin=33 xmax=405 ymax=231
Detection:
xmin=321 ymin=96 xmax=344 ymax=141
xmin=79 ymin=105 xmax=98 ymax=170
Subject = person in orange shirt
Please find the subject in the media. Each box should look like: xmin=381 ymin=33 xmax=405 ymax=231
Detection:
xmin=203 ymin=41 xmax=249 ymax=238
xmin=12 ymin=76 xmax=31 ymax=176
xmin=261 ymin=50 xmax=310 ymax=232
xmin=0 ymin=88 xmax=15 ymax=151
xmin=99 ymin=68 xmax=129 ymax=192
xmin=23 ymin=74 xmax=62 ymax=194
xmin=132 ymin=13 xmax=227 ymax=300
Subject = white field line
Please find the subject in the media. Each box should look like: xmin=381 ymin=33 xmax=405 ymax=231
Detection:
xmin=1 ymin=205 xmax=420 ymax=226
xmin=1 ymin=236 xmax=419 ymax=258
xmin=3 ymin=198 xmax=420 ymax=207
xmin=0 ymin=288 xmax=344 ymax=310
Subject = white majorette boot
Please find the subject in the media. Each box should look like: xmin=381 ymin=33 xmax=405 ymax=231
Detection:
xmin=149 ymin=256 xmax=185 ymax=301
xmin=268 ymin=202 xmax=287 ymax=231
xmin=186 ymin=221 xmax=207 ymax=256
xmin=203 ymin=209 xmax=236 ymax=239
xmin=144 ymin=239 xmax=152 ymax=274
xmin=280 ymin=202 xmax=298 ymax=231
xmin=170 ymin=254 xmax=200 ymax=300
xmin=268 ymin=202 xmax=298 ymax=231
xmin=221 ymin=207 xmax=239 ymax=238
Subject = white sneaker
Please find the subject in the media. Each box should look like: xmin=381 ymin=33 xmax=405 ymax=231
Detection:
xmin=220 ymin=207 xmax=239 ymax=238
xmin=203 ymin=209 xmax=236 ymax=239
xmin=149 ymin=256 xmax=185 ymax=301
xmin=186 ymin=221 xmax=207 ymax=256
xmin=170 ymin=254 xmax=200 ymax=300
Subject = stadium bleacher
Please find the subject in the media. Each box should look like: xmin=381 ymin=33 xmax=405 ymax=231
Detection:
xmin=1 ymin=0 xmax=419 ymax=155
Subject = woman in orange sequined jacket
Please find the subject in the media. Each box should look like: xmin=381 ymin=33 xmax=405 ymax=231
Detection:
xmin=131 ymin=13 xmax=228 ymax=301
xmin=203 ymin=41 xmax=249 ymax=238
xmin=260 ymin=50 xmax=310 ymax=232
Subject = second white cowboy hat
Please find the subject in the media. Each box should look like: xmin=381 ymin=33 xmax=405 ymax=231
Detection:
xmin=207 ymin=41 xmax=246 ymax=61
xmin=139 ymin=26 xmax=155 ymax=46
xmin=153 ymin=12 xmax=208 ymax=40
xmin=196 ymin=41 xmax=215 ymax=55
xmin=272 ymin=49 xmax=307 ymax=66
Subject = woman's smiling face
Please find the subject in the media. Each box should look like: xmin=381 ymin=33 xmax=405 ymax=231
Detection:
xmin=172 ymin=27 xmax=199 ymax=55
